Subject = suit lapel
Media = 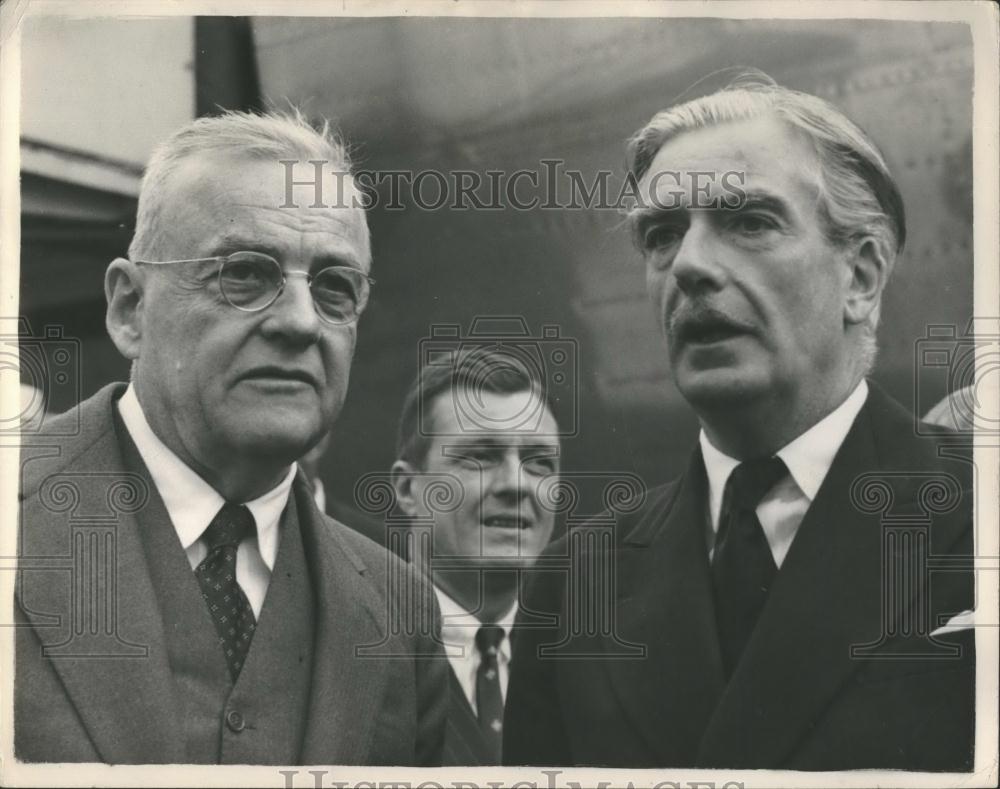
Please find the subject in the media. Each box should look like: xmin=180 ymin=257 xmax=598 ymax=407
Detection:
xmin=697 ymin=385 xmax=972 ymax=767
xmin=16 ymin=384 xmax=184 ymax=763
xmin=443 ymin=667 xmax=494 ymax=765
xmin=296 ymin=478 xmax=390 ymax=764
xmin=602 ymin=450 xmax=727 ymax=764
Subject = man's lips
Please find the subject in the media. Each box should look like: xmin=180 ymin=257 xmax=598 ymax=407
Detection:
xmin=239 ymin=366 xmax=317 ymax=387
xmin=670 ymin=307 xmax=755 ymax=346
xmin=483 ymin=514 xmax=533 ymax=530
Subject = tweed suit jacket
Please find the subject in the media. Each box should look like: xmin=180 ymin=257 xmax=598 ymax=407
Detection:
xmin=14 ymin=383 xmax=448 ymax=765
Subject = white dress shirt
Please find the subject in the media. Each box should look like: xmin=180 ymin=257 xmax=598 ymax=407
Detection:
xmin=700 ymin=380 xmax=869 ymax=568
xmin=433 ymin=586 xmax=517 ymax=715
xmin=311 ymin=476 xmax=327 ymax=514
xmin=117 ymin=385 xmax=296 ymax=618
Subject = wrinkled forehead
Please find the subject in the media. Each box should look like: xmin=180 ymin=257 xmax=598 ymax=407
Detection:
xmin=157 ymin=150 xmax=371 ymax=265
xmin=636 ymin=115 xmax=824 ymax=210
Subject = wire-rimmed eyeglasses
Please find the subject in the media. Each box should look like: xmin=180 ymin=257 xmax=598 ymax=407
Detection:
xmin=133 ymin=251 xmax=374 ymax=325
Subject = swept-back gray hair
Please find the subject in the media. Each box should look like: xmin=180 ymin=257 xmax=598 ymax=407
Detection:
xmin=627 ymin=71 xmax=905 ymax=371
xmin=128 ymin=108 xmax=370 ymax=264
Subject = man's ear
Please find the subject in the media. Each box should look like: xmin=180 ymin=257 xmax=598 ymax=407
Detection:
xmin=843 ymin=237 xmax=891 ymax=327
xmin=390 ymin=459 xmax=422 ymax=517
xmin=105 ymin=258 xmax=145 ymax=360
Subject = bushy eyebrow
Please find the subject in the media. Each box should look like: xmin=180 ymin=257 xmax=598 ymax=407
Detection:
xmin=737 ymin=191 xmax=793 ymax=221
xmin=445 ymin=437 xmax=504 ymax=449
xmin=208 ymin=235 xmax=277 ymax=258
xmin=628 ymin=188 xmax=795 ymax=250
xmin=207 ymin=235 xmax=365 ymax=272
xmin=627 ymin=206 xmax=686 ymax=249
xmin=442 ymin=438 xmax=560 ymax=453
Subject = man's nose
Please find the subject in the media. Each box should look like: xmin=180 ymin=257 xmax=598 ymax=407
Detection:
xmin=261 ymin=272 xmax=322 ymax=342
xmin=487 ymin=452 xmax=528 ymax=498
xmin=671 ymin=219 xmax=727 ymax=295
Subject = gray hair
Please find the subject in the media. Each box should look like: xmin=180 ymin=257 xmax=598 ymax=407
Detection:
xmin=128 ymin=108 xmax=370 ymax=264
xmin=627 ymin=72 xmax=905 ymax=373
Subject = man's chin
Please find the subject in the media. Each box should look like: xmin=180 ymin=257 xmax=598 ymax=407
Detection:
xmin=459 ymin=555 xmax=543 ymax=572
xmin=674 ymin=365 xmax=770 ymax=408
xmin=454 ymin=539 xmax=547 ymax=565
xmin=483 ymin=543 xmax=550 ymax=568
xmin=224 ymin=421 xmax=322 ymax=465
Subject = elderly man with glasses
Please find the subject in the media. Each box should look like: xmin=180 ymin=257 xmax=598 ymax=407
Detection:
xmin=14 ymin=110 xmax=448 ymax=765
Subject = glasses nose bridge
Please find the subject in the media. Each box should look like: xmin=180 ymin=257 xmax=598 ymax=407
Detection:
xmin=280 ymin=269 xmax=315 ymax=292
xmin=269 ymin=268 xmax=319 ymax=317
xmin=282 ymin=270 xmax=313 ymax=283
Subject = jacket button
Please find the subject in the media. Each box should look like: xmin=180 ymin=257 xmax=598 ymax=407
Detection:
xmin=226 ymin=709 xmax=246 ymax=732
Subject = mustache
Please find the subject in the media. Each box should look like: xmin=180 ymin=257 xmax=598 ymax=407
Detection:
xmin=667 ymin=304 xmax=756 ymax=343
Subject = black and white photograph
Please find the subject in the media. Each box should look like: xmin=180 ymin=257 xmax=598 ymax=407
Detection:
xmin=1 ymin=1 xmax=997 ymax=786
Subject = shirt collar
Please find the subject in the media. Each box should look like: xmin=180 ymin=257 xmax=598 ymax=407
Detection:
xmin=776 ymin=380 xmax=868 ymax=501
xmin=116 ymin=384 xmax=294 ymax=570
xmin=433 ymin=585 xmax=518 ymax=662
xmin=699 ymin=380 xmax=868 ymax=528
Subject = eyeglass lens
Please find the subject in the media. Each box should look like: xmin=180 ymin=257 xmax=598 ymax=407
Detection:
xmin=218 ymin=251 xmax=368 ymax=323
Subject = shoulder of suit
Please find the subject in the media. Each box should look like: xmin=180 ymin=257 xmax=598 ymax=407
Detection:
xmin=19 ymin=383 xmax=126 ymax=505
xmin=537 ymin=478 xmax=681 ymax=560
xmin=863 ymin=383 xmax=973 ymax=491
xmin=318 ymin=509 xmax=391 ymax=564
xmin=314 ymin=506 xmax=431 ymax=594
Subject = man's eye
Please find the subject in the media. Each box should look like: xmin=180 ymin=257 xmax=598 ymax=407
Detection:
xmin=523 ymin=457 xmax=557 ymax=475
xmin=453 ymin=451 xmax=497 ymax=468
xmin=732 ymin=214 xmax=776 ymax=235
xmin=312 ymin=282 xmax=354 ymax=314
xmin=225 ymin=262 xmax=266 ymax=282
xmin=643 ymin=224 xmax=684 ymax=251
xmin=220 ymin=261 xmax=273 ymax=291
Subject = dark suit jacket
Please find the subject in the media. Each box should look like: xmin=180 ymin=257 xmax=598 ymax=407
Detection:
xmin=14 ymin=383 xmax=448 ymax=765
xmin=504 ymin=384 xmax=975 ymax=770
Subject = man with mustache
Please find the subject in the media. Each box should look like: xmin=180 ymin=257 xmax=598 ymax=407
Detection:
xmin=391 ymin=348 xmax=561 ymax=764
xmin=504 ymin=76 xmax=975 ymax=770
xmin=15 ymin=110 xmax=447 ymax=764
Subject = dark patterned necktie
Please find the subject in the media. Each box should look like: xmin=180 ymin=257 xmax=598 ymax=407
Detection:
xmin=195 ymin=503 xmax=257 ymax=681
xmin=475 ymin=624 xmax=506 ymax=761
xmin=711 ymin=456 xmax=788 ymax=677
